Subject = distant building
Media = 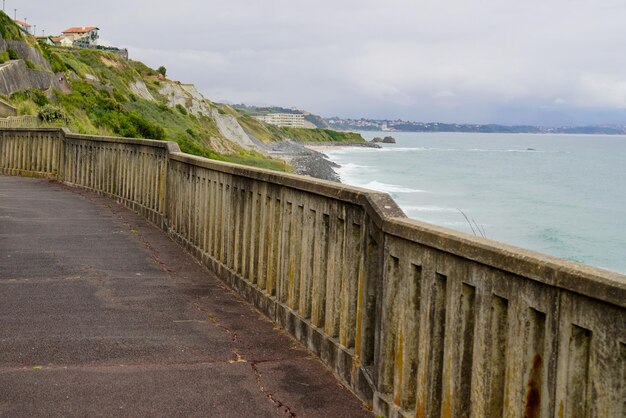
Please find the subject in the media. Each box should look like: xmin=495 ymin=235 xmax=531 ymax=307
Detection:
xmin=14 ymin=20 xmax=31 ymax=34
xmin=60 ymin=26 xmax=99 ymax=46
xmin=254 ymin=113 xmax=308 ymax=128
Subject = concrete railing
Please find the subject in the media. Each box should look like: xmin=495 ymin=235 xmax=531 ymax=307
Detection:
xmin=2 ymin=128 xmax=625 ymax=418
xmin=0 ymin=115 xmax=40 ymax=128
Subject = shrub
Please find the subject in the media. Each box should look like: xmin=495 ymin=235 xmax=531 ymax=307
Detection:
xmin=186 ymin=128 xmax=197 ymax=138
xmin=175 ymin=103 xmax=187 ymax=115
xmin=10 ymin=89 xmax=50 ymax=106
xmin=38 ymin=105 xmax=65 ymax=122
xmin=17 ymin=102 xmax=36 ymax=115
xmin=157 ymin=66 xmax=166 ymax=76
xmin=25 ymin=60 xmax=35 ymax=69
xmin=7 ymin=48 xmax=18 ymax=60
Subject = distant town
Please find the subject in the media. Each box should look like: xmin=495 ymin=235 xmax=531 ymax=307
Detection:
xmin=325 ymin=117 xmax=626 ymax=135
xmin=233 ymin=105 xmax=626 ymax=135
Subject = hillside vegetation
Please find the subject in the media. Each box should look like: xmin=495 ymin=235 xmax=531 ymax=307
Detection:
xmin=0 ymin=12 xmax=363 ymax=172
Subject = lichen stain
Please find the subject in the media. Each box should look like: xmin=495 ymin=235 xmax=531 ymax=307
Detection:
xmin=394 ymin=329 xmax=404 ymax=406
xmin=524 ymin=354 xmax=543 ymax=418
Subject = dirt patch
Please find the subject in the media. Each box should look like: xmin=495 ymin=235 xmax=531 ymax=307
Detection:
xmin=100 ymin=56 xmax=122 ymax=68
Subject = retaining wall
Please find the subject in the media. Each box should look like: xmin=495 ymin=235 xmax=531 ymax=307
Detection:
xmin=1 ymin=128 xmax=624 ymax=417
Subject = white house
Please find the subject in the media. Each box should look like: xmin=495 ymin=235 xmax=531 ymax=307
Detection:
xmin=60 ymin=26 xmax=99 ymax=46
xmin=14 ymin=20 xmax=31 ymax=34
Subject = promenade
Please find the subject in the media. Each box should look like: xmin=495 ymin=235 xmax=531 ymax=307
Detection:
xmin=0 ymin=175 xmax=371 ymax=417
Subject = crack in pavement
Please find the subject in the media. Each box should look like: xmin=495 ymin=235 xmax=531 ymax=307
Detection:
xmin=250 ymin=361 xmax=298 ymax=418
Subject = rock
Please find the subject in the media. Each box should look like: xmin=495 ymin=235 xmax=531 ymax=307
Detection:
xmin=210 ymin=108 xmax=259 ymax=151
xmin=382 ymin=136 xmax=396 ymax=143
xmin=129 ymin=80 xmax=155 ymax=101
xmin=371 ymin=137 xmax=384 ymax=143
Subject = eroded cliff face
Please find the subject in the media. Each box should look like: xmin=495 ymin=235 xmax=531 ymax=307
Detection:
xmin=209 ymin=108 xmax=259 ymax=151
xmin=156 ymin=80 xmax=261 ymax=152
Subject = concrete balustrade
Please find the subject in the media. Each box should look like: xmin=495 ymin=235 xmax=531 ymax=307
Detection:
xmin=1 ymin=127 xmax=624 ymax=417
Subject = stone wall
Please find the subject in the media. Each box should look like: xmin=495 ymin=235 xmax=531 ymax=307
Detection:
xmin=0 ymin=60 xmax=61 ymax=96
xmin=0 ymin=99 xmax=17 ymax=117
xmin=1 ymin=127 xmax=625 ymax=418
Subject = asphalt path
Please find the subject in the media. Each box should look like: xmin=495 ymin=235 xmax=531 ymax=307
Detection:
xmin=0 ymin=176 xmax=372 ymax=418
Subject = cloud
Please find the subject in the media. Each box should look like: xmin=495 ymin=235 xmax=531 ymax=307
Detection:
xmin=20 ymin=0 xmax=626 ymax=125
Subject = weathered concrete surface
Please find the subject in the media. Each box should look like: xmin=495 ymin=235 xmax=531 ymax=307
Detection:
xmin=0 ymin=175 xmax=372 ymax=418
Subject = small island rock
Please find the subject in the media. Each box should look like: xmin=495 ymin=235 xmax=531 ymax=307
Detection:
xmin=371 ymin=137 xmax=384 ymax=143
xmin=382 ymin=136 xmax=396 ymax=143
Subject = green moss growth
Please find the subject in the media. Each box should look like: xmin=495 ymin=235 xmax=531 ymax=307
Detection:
xmin=279 ymin=127 xmax=365 ymax=142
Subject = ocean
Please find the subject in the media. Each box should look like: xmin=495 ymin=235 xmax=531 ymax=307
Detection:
xmin=321 ymin=132 xmax=626 ymax=274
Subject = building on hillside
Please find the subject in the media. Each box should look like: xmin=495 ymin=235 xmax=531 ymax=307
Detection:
xmin=254 ymin=113 xmax=308 ymax=128
xmin=14 ymin=20 xmax=31 ymax=34
xmin=60 ymin=26 xmax=99 ymax=46
xmin=50 ymin=36 xmax=73 ymax=47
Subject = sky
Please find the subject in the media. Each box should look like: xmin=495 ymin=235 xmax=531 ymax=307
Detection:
xmin=15 ymin=0 xmax=626 ymax=126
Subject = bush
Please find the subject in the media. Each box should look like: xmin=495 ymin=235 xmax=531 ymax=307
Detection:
xmin=0 ymin=51 xmax=9 ymax=64
xmin=157 ymin=66 xmax=166 ymax=76
xmin=25 ymin=60 xmax=35 ymax=69
xmin=186 ymin=128 xmax=197 ymax=138
xmin=17 ymin=102 xmax=36 ymax=115
xmin=38 ymin=105 xmax=65 ymax=122
xmin=7 ymin=48 xmax=18 ymax=60
xmin=175 ymin=103 xmax=187 ymax=115
xmin=10 ymin=89 xmax=50 ymax=106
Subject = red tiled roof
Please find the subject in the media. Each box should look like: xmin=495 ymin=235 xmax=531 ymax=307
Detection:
xmin=62 ymin=26 xmax=98 ymax=34
xmin=14 ymin=20 xmax=31 ymax=28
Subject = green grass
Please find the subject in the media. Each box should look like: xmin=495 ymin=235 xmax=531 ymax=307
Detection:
xmin=224 ymin=152 xmax=291 ymax=172
xmin=279 ymin=127 xmax=365 ymax=142
xmin=237 ymin=114 xmax=284 ymax=143
xmin=0 ymin=11 xmax=24 ymax=41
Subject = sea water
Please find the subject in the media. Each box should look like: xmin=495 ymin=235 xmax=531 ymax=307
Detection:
xmin=322 ymin=132 xmax=626 ymax=274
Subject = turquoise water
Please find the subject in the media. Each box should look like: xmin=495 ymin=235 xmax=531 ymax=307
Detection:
xmin=322 ymin=132 xmax=626 ymax=274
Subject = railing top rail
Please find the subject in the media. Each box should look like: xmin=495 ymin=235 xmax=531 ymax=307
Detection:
xmin=63 ymin=129 xmax=182 ymax=153
xmin=385 ymin=217 xmax=626 ymax=307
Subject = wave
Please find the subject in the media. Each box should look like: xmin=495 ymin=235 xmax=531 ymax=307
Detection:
xmin=376 ymin=147 xmax=547 ymax=153
xmin=360 ymin=181 xmax=427 ymax=193
xmin=403 ymin=205 xmax=459 ymax=213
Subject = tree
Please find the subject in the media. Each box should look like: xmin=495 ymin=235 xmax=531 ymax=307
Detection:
xmin=157 ymin=66 xmax=167 ymax=76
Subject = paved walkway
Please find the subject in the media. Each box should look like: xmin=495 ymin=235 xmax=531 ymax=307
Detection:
xmin=0 ymin=176 xmax=372 ymax=417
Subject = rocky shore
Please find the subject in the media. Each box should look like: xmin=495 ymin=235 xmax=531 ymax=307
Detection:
xmin=248 ymin=135 xmax=380 ymax=182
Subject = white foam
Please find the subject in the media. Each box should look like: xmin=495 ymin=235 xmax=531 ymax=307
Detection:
xmin=403 ymin=205 xmax=458 ymax=213
xmin=360 ymin=181 xmax=427 ymax=194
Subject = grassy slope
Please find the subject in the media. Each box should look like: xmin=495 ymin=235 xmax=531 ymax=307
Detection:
xmin=279 ymin=127 xmax=364 ymax=142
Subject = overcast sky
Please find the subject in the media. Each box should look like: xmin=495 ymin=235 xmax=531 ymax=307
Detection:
xmin=17 ymin=0 xmax=626 ymax=125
